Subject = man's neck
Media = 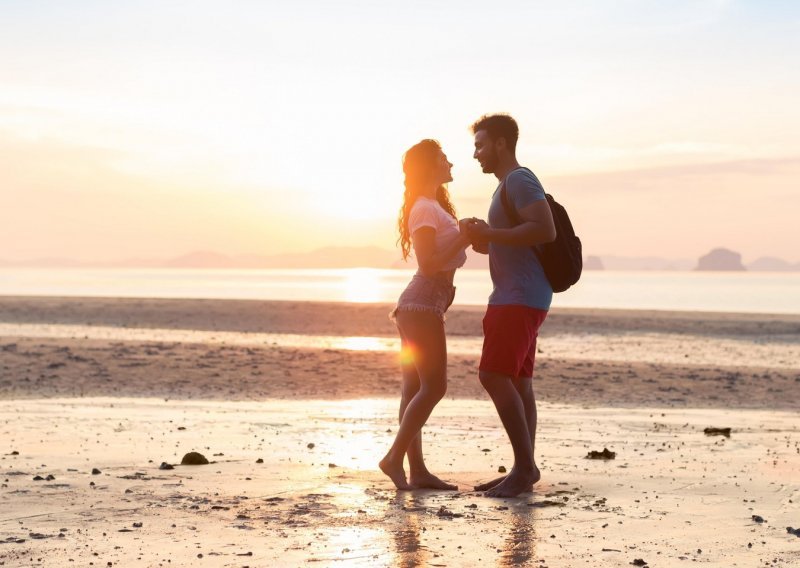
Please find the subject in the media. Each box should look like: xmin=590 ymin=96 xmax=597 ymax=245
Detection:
xmin=493 ymin=157 xmax=522 ymax=182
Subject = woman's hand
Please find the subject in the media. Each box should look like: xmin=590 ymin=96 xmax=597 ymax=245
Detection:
xmin=458 ymin=217 xmax=474 ymax=236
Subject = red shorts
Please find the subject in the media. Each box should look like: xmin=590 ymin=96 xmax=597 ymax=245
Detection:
xmin=479 ymin=304 xmax=548 ymax=379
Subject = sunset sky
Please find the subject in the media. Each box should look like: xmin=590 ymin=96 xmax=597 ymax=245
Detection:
xmin=2 ymin=1 xmax=799 ymax=264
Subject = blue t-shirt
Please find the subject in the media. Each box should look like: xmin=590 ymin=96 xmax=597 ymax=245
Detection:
xmin=487 ymin=167 xmax=553 ymax=310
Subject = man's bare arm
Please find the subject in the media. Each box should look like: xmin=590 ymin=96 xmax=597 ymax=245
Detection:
xmin=468 ymin=200 xmax=556 ymax=247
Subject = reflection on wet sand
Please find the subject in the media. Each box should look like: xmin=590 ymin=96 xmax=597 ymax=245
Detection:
xmin=392 ymin=493 xmax=426 ymax=568
xmin=499 ymin=504 xmax=537 ymax=567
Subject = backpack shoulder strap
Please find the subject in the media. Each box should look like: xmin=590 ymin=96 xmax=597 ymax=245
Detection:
xmin=499 ymin=181 xmax=521 ymax=227
xmin=499 ymin=168 xmax=547 ymax=264
xmin=498 ymin=169 xmax=526 ymax=226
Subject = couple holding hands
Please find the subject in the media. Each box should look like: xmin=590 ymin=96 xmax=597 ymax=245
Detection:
xmin=381 ymin=113 xmax=558 ymax=498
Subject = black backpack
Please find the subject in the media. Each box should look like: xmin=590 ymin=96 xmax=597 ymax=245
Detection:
xmin=499 ymin=171 xmax=582 ymax=293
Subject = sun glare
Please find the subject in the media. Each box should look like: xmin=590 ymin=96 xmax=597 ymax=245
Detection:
xmin=315 ymin=193 xmax=397 ymax=222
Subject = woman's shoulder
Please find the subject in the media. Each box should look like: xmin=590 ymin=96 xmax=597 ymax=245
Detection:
xmin=410 ymin=197 xmax=440 ymax=217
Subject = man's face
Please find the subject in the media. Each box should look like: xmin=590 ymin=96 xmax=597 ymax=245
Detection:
xmin=473 ymin=129 xmax=498 ymax=174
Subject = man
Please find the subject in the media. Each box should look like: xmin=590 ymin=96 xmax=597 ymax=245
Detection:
xmin=467 ymin=113 xmax=556 ymax=498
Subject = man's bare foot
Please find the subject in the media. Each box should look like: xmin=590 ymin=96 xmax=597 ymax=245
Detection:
xmin=474 ymin=475 xmax=506 ymax=492
xmin=409 ymin=471 xmax=458 ymax=490
xmin=379 ymin=457 xmax=412 ymax=490
xmin=484 ymin=466 xmax=540 ymax=498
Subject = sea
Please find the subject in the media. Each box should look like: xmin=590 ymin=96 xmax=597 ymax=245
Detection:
xmin=1 ymin=268 xmax=799 ymax=315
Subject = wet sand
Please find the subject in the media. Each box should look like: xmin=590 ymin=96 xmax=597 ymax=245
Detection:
xmin=0 ymin=296 xmax=798 ymax=408
xmin=1 ymin=398 xmax=799 ymax=567
xmin=1 ymin=296 xmax=799 ymax=566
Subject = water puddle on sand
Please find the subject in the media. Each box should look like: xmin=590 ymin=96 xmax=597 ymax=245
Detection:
xmin=0 ymin=322 xmax=798 ymax=369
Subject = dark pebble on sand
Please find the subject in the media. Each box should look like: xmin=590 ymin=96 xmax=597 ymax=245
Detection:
xmin=328 ymin=463 xmax=338 ymax=468
xmin=307 ymin=443 xmax=315 ymax=449
xmin=752 ymin=515 xmax=765 ymax=523
xmin=631 ymin=560 xmax=648 ymax=567
xmin=703 ymin=427 xmax=731 ymax=437
xmin=498 ymin=466 xmax=507 ymax=473
xmin=10 ymin=451 xmax=19 ymax=455
xmin=159 ymin=462 xmax=175 ymax=470
xmin=132 ymin=522 xmax=143 ymax=528
xmin=256 ymin=458 xmax=264 ymax=464
xmin=181 ymin=452 xmax=209 ymax=465
xmin=33 ymin=475 xmax=44 ymax=481
xmin=92 ymin=468 xmax=101 ymax=475
xmin=45 ymin=474 xmax=55 ymax=481
xmin=587 ymin=448 xmax=616 ymax=460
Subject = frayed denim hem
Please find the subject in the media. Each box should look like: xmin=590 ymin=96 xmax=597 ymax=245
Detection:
xmin=389 ymin=304 xmax=446 ymax=324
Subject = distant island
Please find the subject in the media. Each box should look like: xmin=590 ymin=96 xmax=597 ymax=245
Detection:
xmin=1 ymin=247 xmax=799 ymax=271
xmin=695 ymin=248 xmax=746 ymax=271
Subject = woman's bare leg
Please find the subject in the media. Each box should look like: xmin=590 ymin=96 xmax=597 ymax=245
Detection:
xmin=380 ymin=310 xmax=454 ymax=490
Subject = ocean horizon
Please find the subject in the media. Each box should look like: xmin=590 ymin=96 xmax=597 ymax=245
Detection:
xmin=1 ymin=267 xmax=799 ymax=315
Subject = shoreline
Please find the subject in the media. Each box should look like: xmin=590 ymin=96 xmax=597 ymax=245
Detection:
xmin=2 ymin=295 xmax=799 ymax=337
xmin=1 ymin=296 xmax=798 ymax=410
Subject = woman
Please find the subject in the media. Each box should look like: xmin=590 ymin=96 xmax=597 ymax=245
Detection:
xmin=379 ymin=139 xmax=471 ymax=490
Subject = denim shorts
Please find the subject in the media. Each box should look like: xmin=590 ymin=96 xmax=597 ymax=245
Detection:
xmin=390 ymin=273 xmax=456 ymax=323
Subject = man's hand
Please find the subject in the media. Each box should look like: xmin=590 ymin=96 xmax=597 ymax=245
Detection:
xmin=467 ymin=218 xmax=492 ymax=242
xmin=465 ymin=218 xmax=490 ymax=254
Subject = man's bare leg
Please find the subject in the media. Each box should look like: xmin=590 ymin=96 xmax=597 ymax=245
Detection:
xmin=474 ymin=376 xmax=538 ymax=492
xmin=478 ymin=371 xmax=539 ymax=497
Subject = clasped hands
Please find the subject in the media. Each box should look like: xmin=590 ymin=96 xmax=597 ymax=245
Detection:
xmin=458 ymin=217 xmax=491 ymax=253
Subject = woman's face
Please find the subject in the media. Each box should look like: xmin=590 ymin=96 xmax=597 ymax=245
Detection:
xmin=434 ymin=150 xmax=453 ymax=185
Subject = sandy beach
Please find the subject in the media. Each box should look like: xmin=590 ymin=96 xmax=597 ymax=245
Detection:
xmin=1 ymin=296 xmax=799 ymax=566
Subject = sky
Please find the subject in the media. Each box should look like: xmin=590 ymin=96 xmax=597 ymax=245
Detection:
xmin=1 ymin=0 xmax=799 ymax=264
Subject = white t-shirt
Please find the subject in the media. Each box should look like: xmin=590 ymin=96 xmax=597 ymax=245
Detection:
xmin=408 ymin=197 xmax=467 ymax=272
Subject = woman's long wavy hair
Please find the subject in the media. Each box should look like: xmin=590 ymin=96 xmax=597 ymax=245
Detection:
xmin=397 ymin=139 xmax=457 ymax=260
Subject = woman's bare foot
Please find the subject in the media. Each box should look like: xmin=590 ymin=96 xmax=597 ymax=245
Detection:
xmin=379 ymin=457 xmax=412 ymax=490
xmin=484 ymin=466 xmax=540 ymax=498
xmin=409 ymin=471 xmax=457 ymax=490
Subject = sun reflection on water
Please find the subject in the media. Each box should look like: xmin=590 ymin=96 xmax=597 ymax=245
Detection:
xmin=342 ymin=268 xmax=384 ymax=303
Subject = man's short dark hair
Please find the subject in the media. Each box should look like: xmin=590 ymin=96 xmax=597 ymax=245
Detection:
xmin=470 ymin=113 xmax=519 ymax=152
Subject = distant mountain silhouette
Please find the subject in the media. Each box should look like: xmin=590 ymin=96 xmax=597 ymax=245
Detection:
xmin=164 ymin=251 xmax=242 ymax=268
xmin=695 ymin=248 xmax=746 ymax=271
xmin=594 ymin=255 xmax=694 ymax=271
xmin=747 ymin=256 xmax=800 ymax=272
xmin=584 ymin=255 xmax=604 ymax=270
xmin=165 ymin=247 xmax=402 ymax=269
xmin=2 ymin=248 xmax=798 ymax=271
